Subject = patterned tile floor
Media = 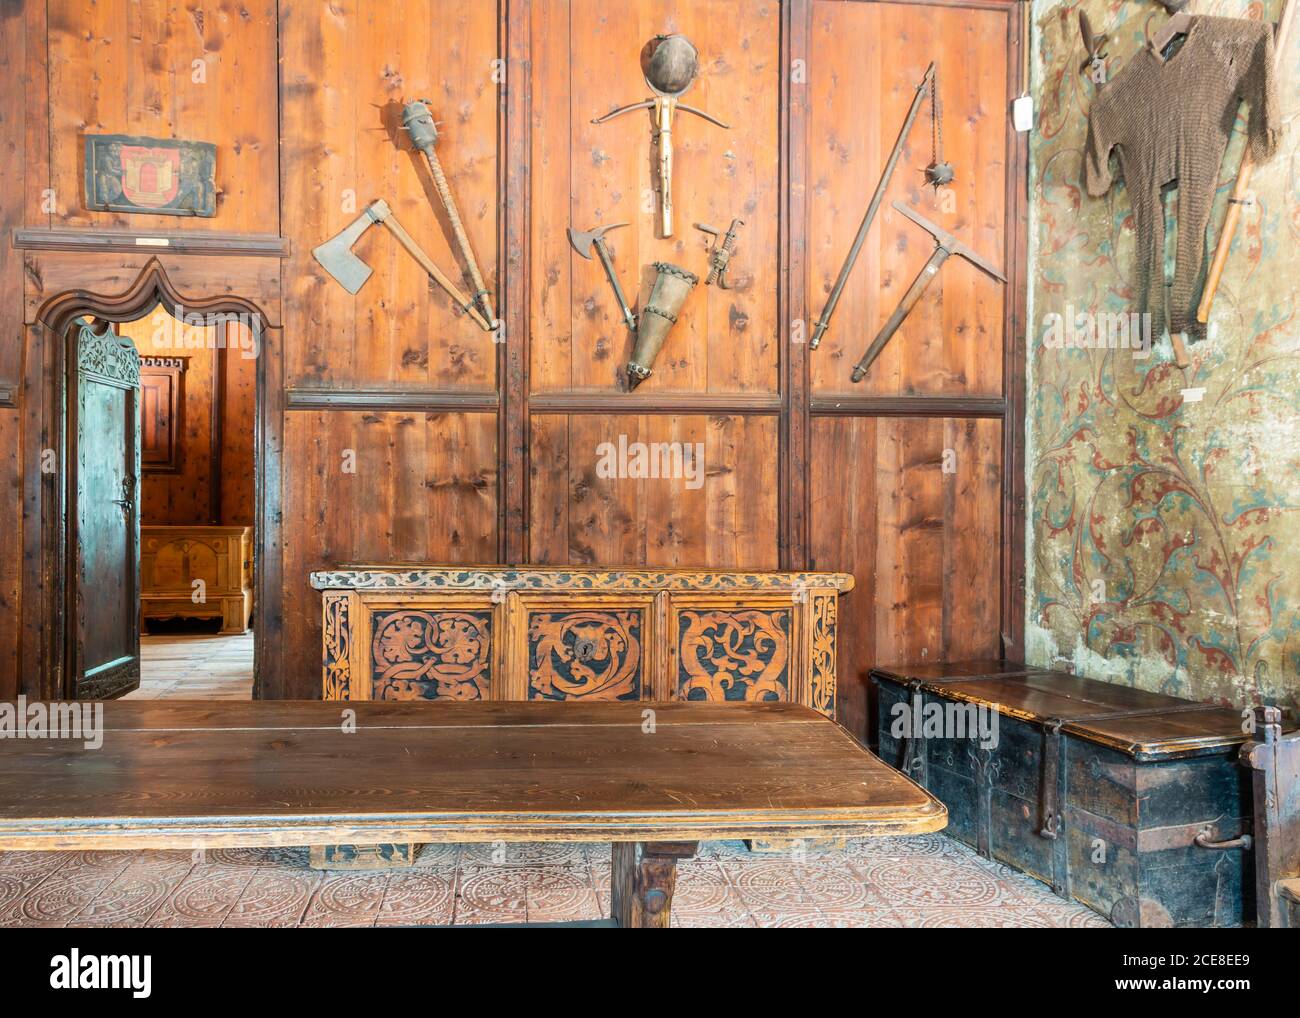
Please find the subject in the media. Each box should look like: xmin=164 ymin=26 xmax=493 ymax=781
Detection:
xmin=0 ymin=836 xmax=1110 ymax=928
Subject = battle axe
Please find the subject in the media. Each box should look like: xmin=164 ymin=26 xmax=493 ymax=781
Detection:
xmin=568 ymin=222 xmax=636 ymax=332
xmin=312 ymin=199 xmax=492 ymax=331
xmin=850 ymin=201 xmax=1005 ymax=383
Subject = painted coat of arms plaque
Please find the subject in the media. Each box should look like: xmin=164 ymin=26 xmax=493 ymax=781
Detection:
xmin=84 ymin=135 xmax=217 ymax=217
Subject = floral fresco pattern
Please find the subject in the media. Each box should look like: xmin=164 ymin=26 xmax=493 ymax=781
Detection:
xmin=1026 ymin=1 xmax=1300 ymax=712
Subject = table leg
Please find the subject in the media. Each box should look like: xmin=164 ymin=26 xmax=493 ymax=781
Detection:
xmin=610 ymin=841 xmax=698 ymax=928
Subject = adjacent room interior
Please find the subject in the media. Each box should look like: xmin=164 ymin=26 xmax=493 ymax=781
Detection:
xmin=122 ymin=312 xmax=255 ymax=700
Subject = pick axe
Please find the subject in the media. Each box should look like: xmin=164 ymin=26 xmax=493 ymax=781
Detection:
xmin=312 ymin=199 xmax=492 ymax=331
xmin=850 ymin=201 xmax=1006 ymax=382
xmin=567 ymin=222 xmax=636 ymax=331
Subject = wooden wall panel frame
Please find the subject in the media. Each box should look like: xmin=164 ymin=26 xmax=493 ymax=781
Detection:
xmin=781 ymin=0 xmax=812 ymax=570
xmin=1000 ymin=0 xmax=1030 ymax=662
xmin=501 ymin=0 xmax=531 ymax=564
xmin=19 ymin=257 xmax=283 ymax=699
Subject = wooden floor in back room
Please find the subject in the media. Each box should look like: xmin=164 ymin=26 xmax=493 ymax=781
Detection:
xmin=125 ymin=632 xmax=255 ymax=701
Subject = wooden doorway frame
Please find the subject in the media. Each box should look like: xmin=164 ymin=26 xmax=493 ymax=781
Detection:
xmin=22 ymin=258 xmax=282 ymax=700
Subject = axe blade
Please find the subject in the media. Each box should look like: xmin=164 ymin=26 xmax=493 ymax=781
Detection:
xmin=312 ymin=202 xmax=387 ymax=294
xmin=312 ymin=240 xmax=372 ymax=294
xmin=566 ymin=227 xmax=595 ymax=260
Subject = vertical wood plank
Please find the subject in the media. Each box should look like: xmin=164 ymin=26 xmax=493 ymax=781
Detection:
xmin=945 ymin=417 xmax=1002 ymax=659
xmin=0 ymin=410 xmax=20 ymax=700
xmin=528 ymin=414 xmax=570 ymax=564
xmin=0 ymin=0 xmax=34 ymax=386
xmin=222 ymin=323 xmax=257 ymax=525
xmin=809 ymin=416 xmax=876 ymax=740
xmin=706 ymin=414 xmax=780 ymax=570
xmin=503 ymin=0 xmax=531 ymax=561
xmin=1001 ymin=0 xmax=1029 ymax=661
xmin=280 ymin=0 xmax=357 ymax=384
xmin=527 ymin=0 xmax=573 ymax=393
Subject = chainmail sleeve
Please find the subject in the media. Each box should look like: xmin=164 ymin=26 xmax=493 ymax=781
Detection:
xmin=1083 ymin=95 xmax=1118 ymax=197
xmin=1239 ymin=20 xmax=1280 ymax=162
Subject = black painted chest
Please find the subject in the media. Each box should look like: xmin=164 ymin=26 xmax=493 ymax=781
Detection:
xmin=873 ymin=661 xmax=1264 ymax=927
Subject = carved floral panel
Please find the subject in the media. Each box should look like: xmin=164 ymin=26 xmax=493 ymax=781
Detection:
xmin=322 ymin=593 xmax=351 ymax=700
xmin=677 ymin=608 xmax=790 ymax=703
xmin=810 ymin=592 xmax=837 ymax=716
xmin=370 ymin=609 xmax=492 ymax=701
xmin=528 ymin=610 xmax=642 ymax=701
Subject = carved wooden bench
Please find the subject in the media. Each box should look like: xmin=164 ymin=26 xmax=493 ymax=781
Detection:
xmin=311 ymin=566 xmax=852 ymax=715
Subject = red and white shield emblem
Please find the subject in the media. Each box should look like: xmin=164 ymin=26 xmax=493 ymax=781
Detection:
xmin=120 ymin=146 xmax=181 ymax=207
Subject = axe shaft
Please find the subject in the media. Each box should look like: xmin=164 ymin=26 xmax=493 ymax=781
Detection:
xmin=1197 ymin=0 xmax=1294 ymax=325
xmin=383 ymin=212 xmax=492 ymax=331
xmin=851 ymin=246 xmax=950 ymax=382
xmin=595 ymin=240 xmax=636 ymax=331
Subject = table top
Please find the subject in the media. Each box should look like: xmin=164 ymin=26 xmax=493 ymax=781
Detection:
xmin=0 ymin=701 xmax=945 ymax=850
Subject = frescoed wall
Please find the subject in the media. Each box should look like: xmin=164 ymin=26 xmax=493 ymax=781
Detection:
xmin=1026 ymin=0 xmax=1300 ymax=712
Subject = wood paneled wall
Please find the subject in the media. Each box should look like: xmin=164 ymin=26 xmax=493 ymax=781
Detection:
xmin=0 ymin=0 xmax=1025 ymax=737
xmin=807 ymin=3 xmax=1008 ymax=398
xmin=802 ymin=0 xmax=1022 ymax=736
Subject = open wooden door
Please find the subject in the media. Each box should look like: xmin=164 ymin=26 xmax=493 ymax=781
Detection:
xmin=69 ymin=319 xmax=142 ymax=699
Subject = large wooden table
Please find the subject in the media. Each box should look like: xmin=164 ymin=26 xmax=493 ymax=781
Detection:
xmin=0 ymin=701 xmax=945 ymax=927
